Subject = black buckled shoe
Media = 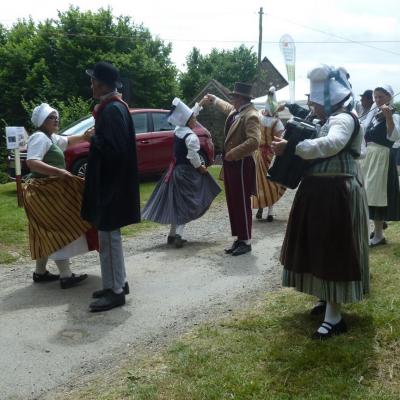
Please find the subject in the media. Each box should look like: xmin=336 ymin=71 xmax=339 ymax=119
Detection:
xmin=224 ymin=240 xmax=240 ymax=254
xmin=89 ymin=290 xmax=125 ymax=312
xmin=174 ymin=234 xmax=187 ymax=249
xmin=311 ymin=319 xmax=347 ymax=340
xmin=33 ymin=270 xmax=60 ymax=283
xmin=60 ymin=273 xmax=88 ymax=289
xmin=92 ymin=282 xmax=130 ymax=299
xmin=167 ymin=235 xmax=175 ymax=245
xmin=266 ymin=215 xmax=274 ymax=222
xmin=232 ymin=241 xmax=252 ymax=256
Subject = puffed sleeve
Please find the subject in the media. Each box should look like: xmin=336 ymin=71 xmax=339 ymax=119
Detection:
xmin=295 ymin=114 xmax=355 ymax=160
xmin=185 ymin=133 xmax=202 ymax=168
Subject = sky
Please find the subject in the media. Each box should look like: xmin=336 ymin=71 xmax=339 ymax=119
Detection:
xmin=2 ymin=0 xmax=400 ymax=102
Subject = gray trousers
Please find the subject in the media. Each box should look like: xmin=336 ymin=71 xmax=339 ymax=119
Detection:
xmin=99 ymin=229 xmax=126 ymax=291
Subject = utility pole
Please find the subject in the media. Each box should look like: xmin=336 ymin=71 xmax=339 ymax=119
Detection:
xmin=258 ymin=7 xmax=264 ymax=65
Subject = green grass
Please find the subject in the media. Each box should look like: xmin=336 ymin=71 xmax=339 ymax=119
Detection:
xmin=67 ymin=223 xmax=400 ymax=400
xmin=0 ymin=166 xmax=223 ymax=265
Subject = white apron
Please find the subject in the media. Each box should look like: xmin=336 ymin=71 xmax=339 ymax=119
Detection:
xmin=361 ymin=143 xmax=389 ymax=206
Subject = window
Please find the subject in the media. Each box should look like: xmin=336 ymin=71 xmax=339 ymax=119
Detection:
xmin=132 ymin=113 xmax=148 ymax=134
xmin=152 ymin=112 xmax=175 ymax=132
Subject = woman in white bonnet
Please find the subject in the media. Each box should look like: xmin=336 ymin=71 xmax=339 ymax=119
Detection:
xmin=142 ymin=98 xmax=221 ymax=247
xmin=361 ymin=85 xmax=400 ymax=246
xmin=252 ymin=86 xmax=286 ymax=221
xmin=23 ymin=103 xmax=96 ymax=289
xmin=273 ymin=65 xmax=369 ymax=339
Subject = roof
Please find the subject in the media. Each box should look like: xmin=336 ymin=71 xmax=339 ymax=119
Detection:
xmin=252 ymin=56 xmax=288 ymax=98
xmin=189 ymin=79 xmax=231 ymax=106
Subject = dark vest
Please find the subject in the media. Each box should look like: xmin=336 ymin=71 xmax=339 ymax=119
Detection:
xmin=365 ymin=114 xmax=398 ymax=148
xmin=174 ymin=133 xmax=192 ymax=165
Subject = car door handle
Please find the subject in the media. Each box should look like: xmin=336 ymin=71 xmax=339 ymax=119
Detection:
xmin=139 ymin=140 xmax=150 ymax=144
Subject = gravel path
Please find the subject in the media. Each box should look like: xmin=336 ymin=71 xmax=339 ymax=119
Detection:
xmin=0 ymin=189 xmax=294 ymax=400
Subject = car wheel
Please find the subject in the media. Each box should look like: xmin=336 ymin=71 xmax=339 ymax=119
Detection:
xmin=71 ymin=158 xmax=88 ymax=178
xmin=199 ymin=151 xmax=210 ymax=167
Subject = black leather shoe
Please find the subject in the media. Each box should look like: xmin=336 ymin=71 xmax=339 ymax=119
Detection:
xmin=310 ymin=301 xmax=326 ymax=316
xmin=266 ymin=215 xmax=274 ymax=222
xmin=89 ymin=290 xmax=125 ymax=312
xmin=311 ymin=319 xmax=347 ymax=340
xmin=174 ymin=234 xmax=187 ymax=248
xmin=256 ymin=209 xmax=263 ymax=220
xmin=60 ymin=273 xmax=88 ymax=289
xmin=33 ymin=271 xmax=60 ymax=283
xmin=167 ymin=235 xmax=175 ymax=245
xmin=232 ymin=242 xmax=252 ymax=256
xmin=224 ymin=240 xmax=240 ymax=254
xmin=92 ymin=282 xmax=130 ymax=299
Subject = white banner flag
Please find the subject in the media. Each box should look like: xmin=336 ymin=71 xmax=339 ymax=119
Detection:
xmin=279 ymin=34 xmax=296 ymax=103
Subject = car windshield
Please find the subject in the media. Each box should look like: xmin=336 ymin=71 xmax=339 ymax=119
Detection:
xmin=60 ymin=116 xmax=94 ymax=136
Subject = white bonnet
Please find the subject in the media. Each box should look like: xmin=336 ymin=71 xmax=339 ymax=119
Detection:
xmin=375 ymin=84 xmax=394 ymax=97
xmin=308 ymin=65 xmax=352 ymax=108
xmin=167 ymin=98 xmax=193 ymax=127
xmin=31 ymin=103 xmax=59 ymax=128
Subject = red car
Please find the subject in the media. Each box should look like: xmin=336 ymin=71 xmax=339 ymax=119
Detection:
xmin=7 ymin=108 xmax=215 ymax=179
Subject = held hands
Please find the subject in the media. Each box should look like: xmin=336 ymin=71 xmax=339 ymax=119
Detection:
xmin=83 ymin=127 xmax=95 ymax=141
xmin=202 ymin=94 xmax=216 ymax=106
xmin=271 ymin=136 xmax=288 ymax=156
xmin=197 ymin=164 xmax=208 ymax=174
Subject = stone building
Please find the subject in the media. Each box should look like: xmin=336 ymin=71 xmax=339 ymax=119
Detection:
xmin=189 ymin=57 xmax=288 ymax=155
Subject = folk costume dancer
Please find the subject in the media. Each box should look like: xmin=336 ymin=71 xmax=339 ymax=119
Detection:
xmin=204 ymin=83 xmax=261 ymax=256
xmin=361 ymin=85 xmax=400 ymax=246
xmin=82 ymin=61 xmax=141 ymax=312
xmin=273 ymin=65 xmax=369 ymax=339
xmin=252 ymin=86 xmax=286 ymax=222
xmin=142 ymin=98 xmax=221 ymax=247
xmin=24 ymin=103 xmax=97 ymax=289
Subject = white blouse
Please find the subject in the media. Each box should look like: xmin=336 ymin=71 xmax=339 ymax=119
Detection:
xmin=27 ymin=132 xmax=68 ymax=161
xmin=295 ymin=113 xmax=365 ymax=160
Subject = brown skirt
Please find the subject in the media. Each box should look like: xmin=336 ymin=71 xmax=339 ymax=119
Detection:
xmin=280 ymin=175 xmax=361 ymax=282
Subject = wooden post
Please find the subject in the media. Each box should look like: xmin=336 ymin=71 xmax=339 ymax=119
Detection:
xmin=258 ymin=7 xmax=264 ymax=66
xmin=14 ymin=148 xmax=23 ymax=207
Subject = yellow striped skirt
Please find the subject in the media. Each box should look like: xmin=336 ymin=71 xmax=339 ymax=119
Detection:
xmin=22 ymin=176 xmax=92 ymax=260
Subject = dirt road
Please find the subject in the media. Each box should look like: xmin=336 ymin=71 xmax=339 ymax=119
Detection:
xmin=0 ymin=191 xmax=294 ymax=400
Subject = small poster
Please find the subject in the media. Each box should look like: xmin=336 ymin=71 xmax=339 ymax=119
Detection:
xmin=5 ymin=127 xmax=27 ymax=150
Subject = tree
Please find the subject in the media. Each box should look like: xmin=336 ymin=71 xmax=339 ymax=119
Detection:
xmin=179 ymin=45 xmax=258 ymax=102
xmin=0 ymin=6 xmax=180 ymax=129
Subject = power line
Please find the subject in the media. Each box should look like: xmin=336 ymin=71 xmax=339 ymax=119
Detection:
xmin=265 ymin=12 xmax=400 ymax=57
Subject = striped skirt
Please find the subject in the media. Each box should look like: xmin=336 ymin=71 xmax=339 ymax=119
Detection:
xmin=281 ymin=175 xmax=370 ymax=303
xmin=252 ymin=145 xmax=286 ymax=209
xmin=23 ymin=176 xmax=93 ymax=260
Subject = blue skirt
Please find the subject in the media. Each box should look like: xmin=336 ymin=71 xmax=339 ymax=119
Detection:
xmin=142 ymin=164 xmax=221 ymax=225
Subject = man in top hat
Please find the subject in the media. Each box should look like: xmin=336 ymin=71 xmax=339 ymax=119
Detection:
xmin=355 ymin=89 xmax=374 ymax=123
xmin=81 ymin=61 xmax=141 ymax=312
xmin=203 ymin=83 xmax=260 ymax=256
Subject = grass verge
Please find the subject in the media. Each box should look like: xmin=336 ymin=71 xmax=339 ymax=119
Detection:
xmin=0 ymin=166 xmax=223 ymax=265
xmin=66 ymin=223 xmax=400 ymax=400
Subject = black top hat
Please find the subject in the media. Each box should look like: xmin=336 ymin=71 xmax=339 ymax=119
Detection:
xmin=86 ymin=61 xmax=123 ymax=89
xmin=229 ymin=82 xmax=254 ymax=99
xmin=360 ymin=89 xmax=373 ymax=100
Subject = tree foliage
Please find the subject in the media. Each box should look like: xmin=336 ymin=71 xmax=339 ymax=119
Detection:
xmin=0 ymin=6 xmax=179 ymax=129
xmin=179 ymin=45 xmax=258 ymax=102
